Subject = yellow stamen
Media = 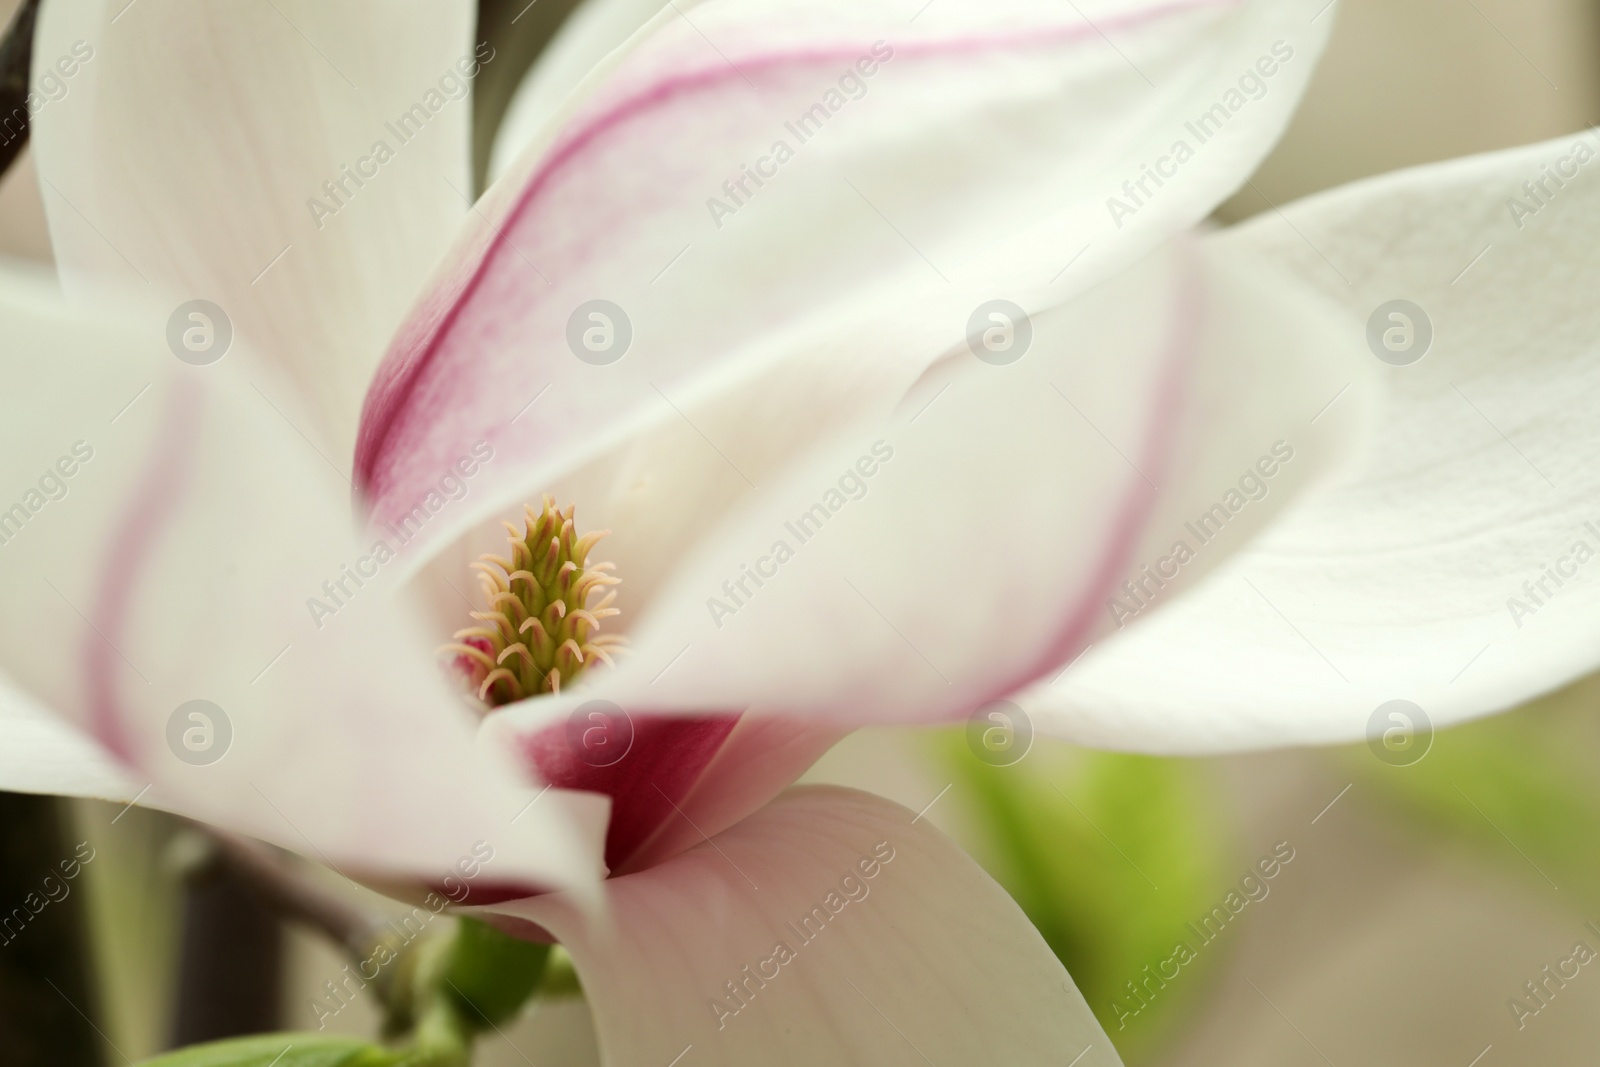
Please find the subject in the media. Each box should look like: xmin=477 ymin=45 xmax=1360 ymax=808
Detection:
xmin=440 ymin=496 xmax=626 ymax=707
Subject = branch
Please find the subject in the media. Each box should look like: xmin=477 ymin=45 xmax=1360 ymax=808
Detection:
xmin=202 ymin=830 xmax=387 ymax=964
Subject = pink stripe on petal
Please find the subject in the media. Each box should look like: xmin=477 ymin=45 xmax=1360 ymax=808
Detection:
xmin=353 ymin=0 xmax=1239 ymax=519
xmin=1006 ymin=243 xmax=1203 ymax=700
xmin=676 ymin=245 xmax=1202 ymax=731
xmin=85 ymin=380 xmax=202 ymax=768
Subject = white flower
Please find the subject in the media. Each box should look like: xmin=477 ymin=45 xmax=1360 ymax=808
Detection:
xmin=2 ymin=0 xmax=1594 ymax=1062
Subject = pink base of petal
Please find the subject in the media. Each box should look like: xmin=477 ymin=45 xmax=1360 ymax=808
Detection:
xmin=517 ymin=711 xmax=740 ymax=870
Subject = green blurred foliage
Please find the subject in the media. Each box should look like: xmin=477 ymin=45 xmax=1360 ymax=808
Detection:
xmin=1343 ymin=677 xmax=1600 ymax=907
xmin=76 ymin=799 xmax=182 ymax=1061
xmin=134 ymin=1034 xmax=389 ymax=1067
xmin=932 ymin=734 xmax=1231 ymax=1060
xmin=930 ymin=677 xmax=1600 ymax=1063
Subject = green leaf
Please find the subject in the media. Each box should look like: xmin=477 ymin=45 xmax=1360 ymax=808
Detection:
xmin=439 ymin=917 xmax=551 ymax=1030
xmin=135 ymin=1034 xmax=394 ymax=1067
xmin=931 ymin=733 xmax=1231 ymax=1059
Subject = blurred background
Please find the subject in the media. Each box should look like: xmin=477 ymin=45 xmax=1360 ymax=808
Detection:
xmin=3 ymin=0 xmax=1600 ymax=1063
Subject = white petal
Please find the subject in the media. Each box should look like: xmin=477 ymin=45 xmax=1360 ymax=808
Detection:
xmin=1038 ymin=131 xmax=1600 ymax=751
xmin=486 ymin=787 xmax=1120 ymax=1066
xmin=0 ymin=263 xmax=602 ymax=889
xmin=357 ymin=0 xmax=1337 ymax=587
xmin=558 ymin=239 xmax=1374 ymax=728
xmin=31 ymin=0 xmax=477 ymax=457
xmin=0 ymin=674 xmax=136 ymax=801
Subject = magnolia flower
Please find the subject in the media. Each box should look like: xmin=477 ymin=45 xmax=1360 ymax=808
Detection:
xmin=3 ymin=0 xmax=1598 ymax=1062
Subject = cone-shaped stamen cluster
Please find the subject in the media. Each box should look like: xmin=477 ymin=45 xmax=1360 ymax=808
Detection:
xmin=441 ymin=497 xmax=624 ymax=707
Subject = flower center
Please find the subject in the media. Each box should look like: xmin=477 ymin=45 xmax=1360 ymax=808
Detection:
xmin=442 ymin=496 xmax=623 ymax=706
